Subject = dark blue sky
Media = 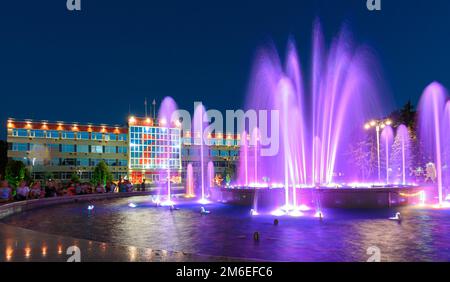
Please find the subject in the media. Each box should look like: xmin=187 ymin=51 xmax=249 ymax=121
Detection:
xmin=1 ymin=0 xmax=450 ymax=139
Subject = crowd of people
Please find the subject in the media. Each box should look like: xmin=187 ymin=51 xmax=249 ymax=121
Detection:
xmin=0 ymin=178 xmax=135 ymax=204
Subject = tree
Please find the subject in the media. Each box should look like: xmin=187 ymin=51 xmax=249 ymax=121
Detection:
xmin=0 ymin=140 xmax=7 ymax=180
xmin=389 ymin=100 xmax=416 ymax=129
xmin=5 ymin=159 xmax=31 ymax=188
xmin=44 ymin=171 xmax=55 ymax=181
xmin=71 ymin=172 xmax=81 ymax=183
xmin=92 ymin=161 xmax=113 ymax=186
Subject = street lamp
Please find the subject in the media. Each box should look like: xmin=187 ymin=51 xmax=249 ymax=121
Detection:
xmin=364 ymin=119 xmax=392 ymax=182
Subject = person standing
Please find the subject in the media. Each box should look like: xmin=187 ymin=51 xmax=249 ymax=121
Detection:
xmin=15 ymin=181 xmax=30 ymax=201
xmin=0 ymin=181 xmax=12 ymax=203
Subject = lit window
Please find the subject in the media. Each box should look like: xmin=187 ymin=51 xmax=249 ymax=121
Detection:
xmin=77 ymin=132 xmax=90 ymax=140
xmin=30 ymin=130 xmax=45 ymax=138
xmin=77 ymin=145 xmax=89 ymax=153
xmin=91 ymin=145 xmax=103 ymax=153
xmin=12 ymin=143 xmax=29 ymax=152
xmin=62 ymin=131 xmax=75 ymax=139
xmin=61 ymin=144 xmax=76 ymax=153
xmin=12 ymin=129 xmax=28 ymax=137
xmin=46 ymin=131 xmax=60 ymax=139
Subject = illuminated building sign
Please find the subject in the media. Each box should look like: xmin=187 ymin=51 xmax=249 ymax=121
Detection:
xmin=129 ymin=125 xmax=181 ymax=170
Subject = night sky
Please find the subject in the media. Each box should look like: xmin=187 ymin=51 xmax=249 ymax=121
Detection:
xmin=1 ymin=0 xmax=450 ymax=139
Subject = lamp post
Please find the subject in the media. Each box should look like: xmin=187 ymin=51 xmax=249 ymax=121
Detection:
xmin=364 ymin=119 xmax=392 ymax=182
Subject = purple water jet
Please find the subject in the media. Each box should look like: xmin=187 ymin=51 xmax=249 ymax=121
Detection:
xmin=186 ymin=163 xmax=195 ymax=197
xmin=158 ymin=97 xmax=179 ymax=204
xmin=418 ymin=82 xmax=449 ymax=206
xmin=207 ymin=161 xmax=214 ymax=191
xmin=193 ymin=103 xmax=209 ymax=203
xmin=381 ymin=126 xmax=394 ymax=184
xmin=393 ymin=125 xmax=411 ymax=185
xmin=243 ymin=22 xmax=383 ymax=210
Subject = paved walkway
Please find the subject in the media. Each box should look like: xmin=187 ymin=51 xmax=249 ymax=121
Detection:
xmin=0 ymin=193 xmax=248 ymax=262
xmin=0 ymin=223 xmax=248 ymax=262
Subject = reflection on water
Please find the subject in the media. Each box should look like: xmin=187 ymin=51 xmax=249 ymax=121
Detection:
xmin=2 ymin=196 xmax=450 ymax=262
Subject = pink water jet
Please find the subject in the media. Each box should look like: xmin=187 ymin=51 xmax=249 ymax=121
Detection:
xmin=186 ymin=163 xmax=195 ymax=197
xmin=418 ymin=82 xmax=449 ymax=206
xmin=158 ymin=97 xmax=179 ymax=203
xmin=193 ymin=103 xmax=208 ymax=202
xmin=381 ymin=126 xmax=394 ymax=184
xmin=241 ymin=21 xmax=384 ymax=209
xmin=393 ymin=125 xmax=411 ymax=185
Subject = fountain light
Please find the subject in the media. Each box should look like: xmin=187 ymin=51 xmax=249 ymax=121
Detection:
xmin=87 ymin=205 xmax=95 ymax=210
xmin=270 ymin=183 xmax=284 ymax=189
xmin=152 ymin=198 xmax=161 ymax=206
xmin=289 ymin=210 xmax=304 ymax=217
xmin=198 ymin=198 xmax=211 ymax=205
xmin=6 ymin=246 xmax=14 ymax=261
xmin=314 ymin=211 xmax=324 ymax=219
xmin=249 ymin=182 xmax=269 ymax=188
xmin=128 ymin=203 xmax=137 ymax=208
xmin=271 ymin=209 xmax=286 ymax=217
xmin=161 ymin=200 xmax=176 ymax=207
xmin=298 ymin=204 xmax=311 ymax=211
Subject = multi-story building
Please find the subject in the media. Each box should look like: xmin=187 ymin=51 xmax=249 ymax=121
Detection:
xmin=6 ymin=116 xmax=242 ymax=185
xmin=6 ymin=119 xmax=129 ymax=182
xmin=127 ymin=116 xmax=182 ymax=184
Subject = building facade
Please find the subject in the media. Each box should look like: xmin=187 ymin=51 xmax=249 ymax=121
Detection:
xmin=6 ymin=119 xmax=129 ymax=182
xmin=6 ymin=117 xmax=242 ymax=185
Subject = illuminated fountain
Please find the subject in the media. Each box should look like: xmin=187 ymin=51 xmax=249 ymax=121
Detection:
xmin=237 ymin=21 xmax=384 ymax=213
xmin=193 ymin=103 xmax=210 ymax=204
xmin=381 ymin=126 xmax=394 ymax=184
xmin=186 ymin=163 xmax=195 ymax=197
xmin=418 ymin=82 xmax=449 ymax=207
xmin=207 ymin=161 xmax=214 ymax=193
xmin=158 ymin=97 xmax=178 ymax=206
xmin=393 ymin=125 xmax=411 ymax=185
xmin=238 ymin=130 xmax=249 ymax=186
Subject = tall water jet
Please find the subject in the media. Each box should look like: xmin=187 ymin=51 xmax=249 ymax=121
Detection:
xmin=193 ymin=103 xmax=208 ymax=203
xmin=394 ymin=125 xmax=411 ymax=185
xmin=207 ymin=161 xmax=214 ymax=192
xmin=237 ymin=131 xmax=250 ymax=186
xmin=158 ymin=97 xmax=179 ymax=204
xmin=245 ymin=21 xmax=383 ymax=193
xmin=186 ymin=163 xmax=195 ymax=197
xmin=252 ymin=127 xmax=259 ymax=184
xmin=381 ymin=126 xmax=394 ymax=184
xmin=418 ymin=82 xmax=448 ymax=206
xmin=444 ymin=102 xmax=450 ymax=190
